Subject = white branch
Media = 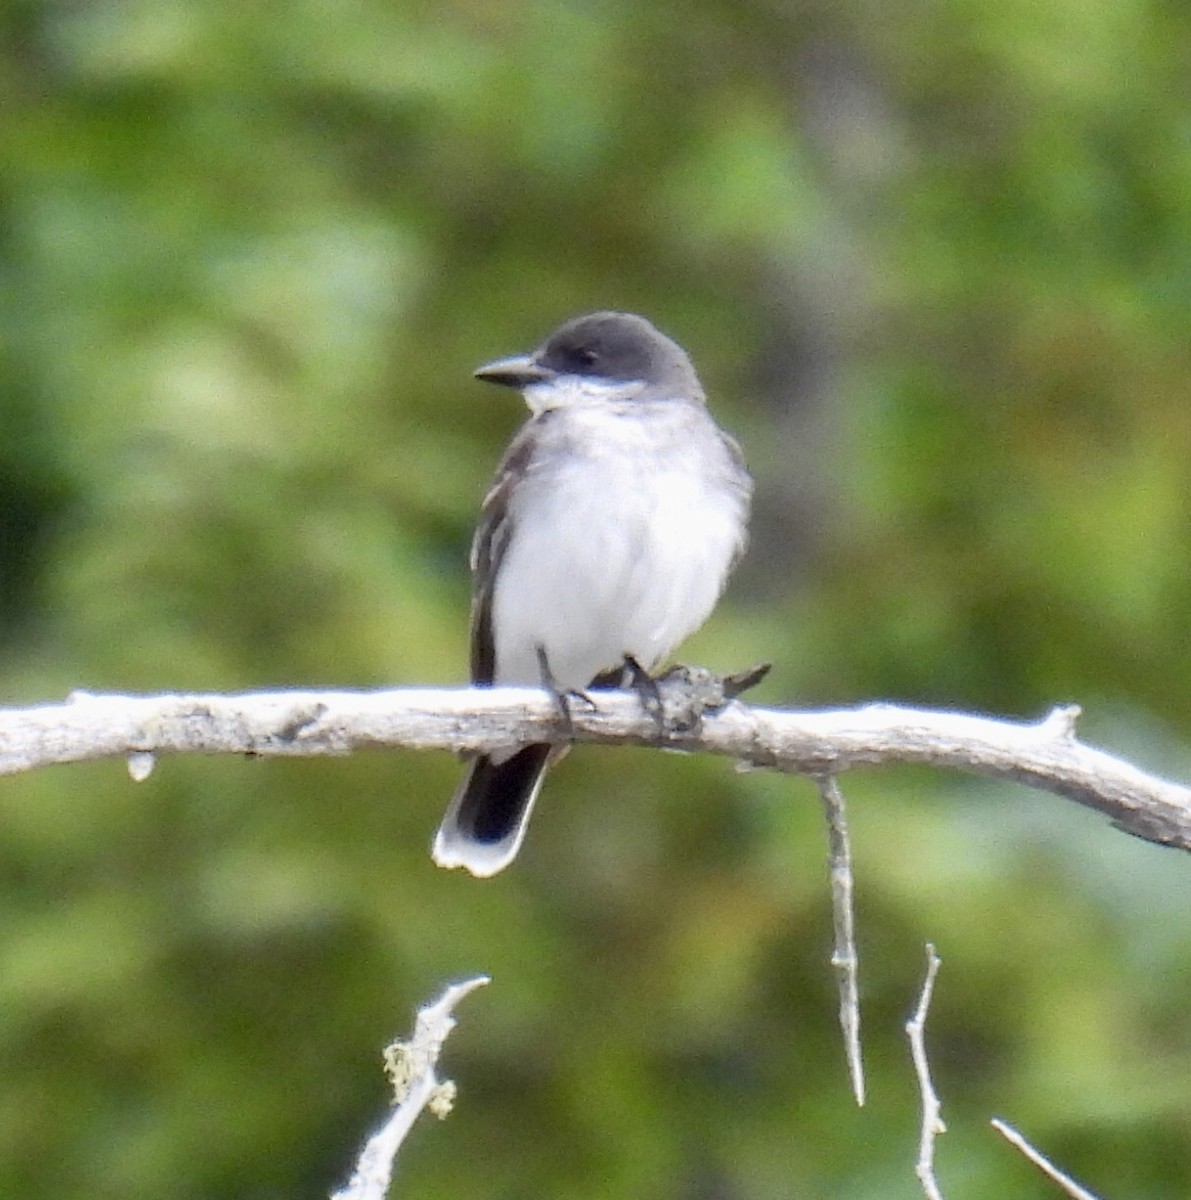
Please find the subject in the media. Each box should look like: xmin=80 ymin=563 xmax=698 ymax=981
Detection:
xmin=816 ymin=774 xmax=864 ymax=1106
xmin=991 ymin=1119 xmax=1104 ymax=1200
xmin=332 ymin=976 xmax=489 ymax=1200
xmin=0 ymin=687 xmax=1188 ymax=852
xmin=907 ymin=944 xmax=946 ymax=1200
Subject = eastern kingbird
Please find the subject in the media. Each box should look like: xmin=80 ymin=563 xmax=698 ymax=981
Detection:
xmin=433 ymin=311 xmax=752 ymax=877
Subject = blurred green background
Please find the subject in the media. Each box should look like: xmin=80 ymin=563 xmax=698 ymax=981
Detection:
xmin=2 ymin=0 xmax=1190 ymax=1196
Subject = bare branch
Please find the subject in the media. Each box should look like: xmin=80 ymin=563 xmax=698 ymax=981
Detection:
xmin=991 ymin=1119 xmax=1105 ymax=1200
xmin=815 ymin=774 xmax=864 ymax=1106
xmin=907 ymin=944 xmax=946 ymax=1200
xmin=332 ymin=975 xmax=489 ymax=1200
xmin=0 ymin=688 xmax=1188 ymax=852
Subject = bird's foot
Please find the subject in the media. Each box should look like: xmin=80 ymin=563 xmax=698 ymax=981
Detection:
xmin=535 ymin=645 xmax=595 ymax=737
xmin=586 ymin=656 xmax=773 ymax=739
xmin=619 ymin=654 xmax=666 ymax=735
xmin=649 ymin=661 xmax=774 ymax=735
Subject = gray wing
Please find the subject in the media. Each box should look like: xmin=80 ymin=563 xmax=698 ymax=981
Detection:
xmin=468 ymin=417 xmax=548 ymax=684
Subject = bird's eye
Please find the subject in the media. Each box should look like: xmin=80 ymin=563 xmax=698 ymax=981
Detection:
xmin=572 ymin=346 xmax=598 ymax=368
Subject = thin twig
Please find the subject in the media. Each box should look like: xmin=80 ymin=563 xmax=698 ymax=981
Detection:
xmin=0 ymin=689 xmax=1188 ymax=852
xmin=907 ymin=944 xmax=946 ymax=1200
xmin=991 ymin=1119 xmax=1105 ymax=1200
xmin=815 ymin=773 xmax=865 ymax=1105
xmin=332 ymin=976 xmax=489 ymax=1200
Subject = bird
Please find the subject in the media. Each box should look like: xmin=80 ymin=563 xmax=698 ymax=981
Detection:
xmin=432 ymin=311 xmax=752 ymax=877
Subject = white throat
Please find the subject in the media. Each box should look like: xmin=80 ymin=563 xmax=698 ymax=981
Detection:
xmin=522 ymin=375 xmax=646 ymax=415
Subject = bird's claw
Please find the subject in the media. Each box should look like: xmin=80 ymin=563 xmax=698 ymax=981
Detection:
xmin=535 ymin=645 xmax=589 ymax=736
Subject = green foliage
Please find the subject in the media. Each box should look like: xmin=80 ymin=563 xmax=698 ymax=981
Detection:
xmin=1 ymin=0 xmax=1190 ymax=1196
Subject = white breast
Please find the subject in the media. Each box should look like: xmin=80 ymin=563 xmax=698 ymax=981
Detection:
xmin=489 ymin=403 xmax=747 ymax=690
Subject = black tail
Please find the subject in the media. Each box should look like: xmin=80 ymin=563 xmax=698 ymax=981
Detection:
xmin=432 ymin=743 xmax=556 ymax=877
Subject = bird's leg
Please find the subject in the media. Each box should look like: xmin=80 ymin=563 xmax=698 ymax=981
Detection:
xmin=619 ymin=654 xmax=666 ymax=736
xmin=535 ymin=645 xmax=595 ymax=736
xmin=644 ymin=661 xmax=774 ymax=735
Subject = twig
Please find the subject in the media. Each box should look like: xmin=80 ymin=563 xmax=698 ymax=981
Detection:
xmin=991 ymin=1119 xmax=1105 ymax=1200
xmin=815 ymin=774 xmax=864 ymax=1105
xmin=332 ymin=976 xmax=489 ymax=1200
xmin=907 ymin=944 xmax=946 ymax=1200
xmin=0 ymin=689 xmax=1188 ymax=852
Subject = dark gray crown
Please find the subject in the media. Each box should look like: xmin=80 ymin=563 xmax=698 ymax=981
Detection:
xmin=535 ymin=311 xmax=702 ymax=396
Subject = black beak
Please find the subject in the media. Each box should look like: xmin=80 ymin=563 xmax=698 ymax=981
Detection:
xmin=474 ymin=353 xmax=554 ymax=388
